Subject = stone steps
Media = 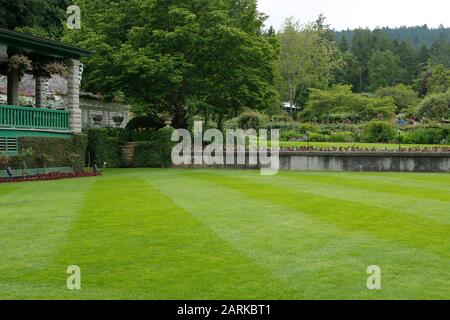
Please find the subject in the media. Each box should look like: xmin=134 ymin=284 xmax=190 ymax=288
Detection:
xmin=121 ymin=142 xmax=138 ymax=167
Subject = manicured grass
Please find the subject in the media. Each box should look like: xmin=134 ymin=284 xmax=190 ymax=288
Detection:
xmin=280 ymin=140 xmax=448 ymax=150
xmin=1 ymin=169 xmax=449 ymax=299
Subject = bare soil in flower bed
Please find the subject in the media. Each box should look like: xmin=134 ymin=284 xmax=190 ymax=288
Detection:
xmin=0 ymin=172 xmax=102 ymax=184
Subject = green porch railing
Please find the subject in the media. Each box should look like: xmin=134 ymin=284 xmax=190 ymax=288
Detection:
xmin=0 ymin=105 xmax=70 ymax=130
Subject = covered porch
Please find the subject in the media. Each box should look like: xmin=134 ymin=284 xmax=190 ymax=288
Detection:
xmin=0 ymin=28 xmax=92 ymax=144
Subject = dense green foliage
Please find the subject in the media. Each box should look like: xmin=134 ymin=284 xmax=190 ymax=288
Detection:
xmin=86 ymin=129 xmax=122 ymax=168
xmin=65 ymin=0 xmax=279 ymax=129
xmin=302 ymin=85 xmax=395 ymax=122
xmin=415 ymin=90 xmax=450 ymax=120
xmin=132 ymin=128 xmax=175 ymax=167
xmin=3 ymin=135 xmax=87 ymax=171
xmin=336 ymin=28 xmax=450 ymax=93
xmin=125 ymin=115 xmax=165 ymax=132
xmin=277 ymin=16 xmax=341 ymax=112
xmin=363 ymin=121 xmax=396 ymax=143
xmin=0 ymin=0 xmax=70 ymax=39
xmin=402 ymin=127 xmax=448 ymax=144
xmin=375 ymin=84 xmax=419 ymax=114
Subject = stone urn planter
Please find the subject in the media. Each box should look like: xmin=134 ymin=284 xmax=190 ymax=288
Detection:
xmin=113 ymin=115 xmax=124 ymax=127
xmin=92 ymin=114 xmax=103 ymax=126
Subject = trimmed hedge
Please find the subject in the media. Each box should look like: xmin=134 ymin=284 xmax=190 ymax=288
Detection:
xmin=133 ymin=127 xmax=175 ymax=168
xmin=4 ymin=135 xmax=87 ymax=171
xmin=86 ymin=128 xmax=122 ymax=167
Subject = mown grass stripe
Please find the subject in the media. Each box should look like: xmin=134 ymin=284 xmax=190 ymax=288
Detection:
xmin=184 ymin=170 xmax=450 ymax=259
xmin=146 ymin=170 xmax=450 ymax=299
xmin=0 ymin=178 xmax=97 ymax=297
xmin=44 ymin=175 xmax=289 ymax=300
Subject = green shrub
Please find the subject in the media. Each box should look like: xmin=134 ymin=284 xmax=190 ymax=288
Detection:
xmin=87 ymin=128 xmax=122 ymax=167
xmin=308 ymin=133 xmax=328 ymax=142
xmin=297 ymin=123 xmax=319 ymax=134
xmin=280 ymin=130 xmax=305 ymax=141
xmin=415 ymin=90 xmax=450 ymax=120
xmin=328 ymin=132 xmax=355 ymax=143
xmin=363 ymin=121 xmax=396 ymax=143
xmin=125 ymin=115 xmax=165 ymax=131
xmin=237 ymin=111 xmax=268 ymax=130
xmin=402 ymin=127 xmax=447 ymax=144
xmin=133 ymin=127 xmax=175 ymax=168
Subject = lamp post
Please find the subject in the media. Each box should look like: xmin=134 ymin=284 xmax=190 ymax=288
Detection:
xmin=306 ymin=131 xmax=310 ymax=149
xmin=397 ymin=115 xmax=406 ymax=152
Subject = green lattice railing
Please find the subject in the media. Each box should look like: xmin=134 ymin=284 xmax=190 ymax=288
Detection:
xmin=0 ymin=105 xmax=70 ymax=131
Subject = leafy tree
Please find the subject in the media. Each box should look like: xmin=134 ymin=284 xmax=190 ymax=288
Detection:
xmin=65 ymin=0 xmax=278 ymax=129
xmin=302 ymin=85 xmax=395 ymax=122
xmin=415 ymin=64 xmax=450 ymax=97
xmin=375 ymin=84 xmax=418 ymax=114
xmin=430 ymin=33 xmax=450 ymax=67
xmin=277 ymin=17 xmax=341 ymax=114
xmin=351 ymin=29 xmax=372 ymax=92
xmin=418 ymin=45 xmax=431 ymax=64
xmin=334 ymin=50 xmax=360 ymax=89
xmin=428 ymin=64 xmax=450 ymax=94
xmin=368 ymin=50 xmax=401 ymax=91
xmin=415 ymin=89 xmax=450 ymax=120
xmin=0 ymin=0 xmax=70 ymax=39
xmin=338 ymin=34 xmax=349 ymax=52
xmin=372 ymin=29 xmax=393 ymax=52
xmin=395 ymin=41 xmax=418 ymax=84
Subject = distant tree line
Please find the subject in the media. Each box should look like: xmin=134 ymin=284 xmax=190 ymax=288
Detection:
xmin=336 ymin=25 xmax=450 ymax=49
xmin=335 ymin=26 xmax=449 ymax=93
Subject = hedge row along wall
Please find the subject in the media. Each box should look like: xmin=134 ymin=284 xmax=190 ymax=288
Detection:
xmin=86 ymin=128 xmax=122 ymax=168
xmin=8 ymin=135 xmax=88 ymax=171
xmin=132 ymin=128 xmax=174 ymax=168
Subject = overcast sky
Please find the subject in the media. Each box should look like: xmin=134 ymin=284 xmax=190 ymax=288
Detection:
xmin=258 ymin=0 xmax=449 ymax=31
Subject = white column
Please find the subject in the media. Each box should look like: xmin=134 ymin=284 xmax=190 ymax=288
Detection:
xmin=66 ymin=59 xmax=82 ymax=133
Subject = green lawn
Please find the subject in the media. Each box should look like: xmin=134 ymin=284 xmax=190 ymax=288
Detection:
xmin=1 ymin=169 xmax=450 ymax=299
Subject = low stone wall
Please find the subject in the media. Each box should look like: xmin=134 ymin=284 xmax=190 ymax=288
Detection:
xmin=278 ymin=152 xmax=450 ymax=172
xmin=174 ymin=151 xmax=450 ymax=172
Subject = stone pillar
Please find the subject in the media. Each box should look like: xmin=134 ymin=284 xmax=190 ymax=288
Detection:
xmin=7 ymin=69 xmax=20 ymax=106
xmin=35 ymin=76 xmax=47 ymax=108
xmin=66 ymin=59 xmax=82 ymax=133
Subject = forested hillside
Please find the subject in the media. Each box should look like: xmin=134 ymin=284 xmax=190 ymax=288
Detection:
xmin=336 ymin=25 xmax=450 ymax=49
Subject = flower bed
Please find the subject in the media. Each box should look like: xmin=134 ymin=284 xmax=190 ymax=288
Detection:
xmin=0 ymin=171 xmax=102 ymax=184
xmin=280 ymin=146 xmax=450 ymax=153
